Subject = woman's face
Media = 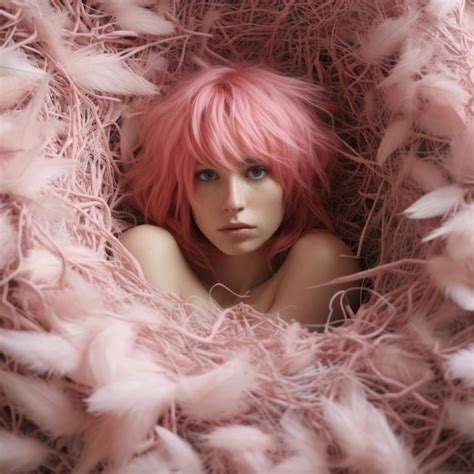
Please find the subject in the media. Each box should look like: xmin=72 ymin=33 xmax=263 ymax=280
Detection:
xmin=191 ymin=159 xmax=284 ymax=256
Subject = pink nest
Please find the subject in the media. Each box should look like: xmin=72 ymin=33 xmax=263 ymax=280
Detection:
xmin=0 ymin=0 xmax=473 ymax=473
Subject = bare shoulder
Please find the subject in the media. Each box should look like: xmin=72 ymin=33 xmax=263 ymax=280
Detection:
xmin=270 ymin=230 xmax=361 ymax=327
xmin=120 ymin=223 xmax=174 ymax=245
xmin=290 ymin=230 xmax=358 ymax=270
xmin=119 ymin=224 xmax=210 ymax=305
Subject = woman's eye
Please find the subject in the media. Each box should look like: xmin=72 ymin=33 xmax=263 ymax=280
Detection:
xmin=196 ymin=170 xmax=218 ymax=181
xmin=248 ymin=166 xmax=267 ymax=179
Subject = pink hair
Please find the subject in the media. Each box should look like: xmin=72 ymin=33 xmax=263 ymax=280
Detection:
xmin=125 ymin=64 xmax=336 ymax=274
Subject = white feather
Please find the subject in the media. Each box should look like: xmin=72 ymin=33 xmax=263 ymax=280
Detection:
xmin=446 ymin=283 xmax=474 ymax=311
xmin=446 ymin=344 xmax=474 ymax=387
xmin=155 ymin=426 xmax=204 ymax=474
xmin=427 ymin=256 xmax=474 ymax=311
xmin=108 ymin=0 xmax=175 ymax=35
xmin=423 ymin=204 xmax=474 ymax=242
xmin=360 ymin=11 xmax=420 ymax=65
xmin=0 ymin=47 xmax=46 ymax=80
xmin=0 ymin=329 xmax=80 ymax=375
xmin=376 ymin=118 xmax=411 ymax=165
xmin=0 ymin=371 xmax=86 ymax=437
xmin=403 ymin=186 xmax=465 ymax=219
xmin=0 ymin=429 xmax=49 ymax=474
xmin=176 ymin=352 xmax=257 ymax=420
xmin=62 ymin=49 xmax=157 ymax=95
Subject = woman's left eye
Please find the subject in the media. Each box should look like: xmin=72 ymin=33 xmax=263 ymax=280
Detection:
xmin=247 ymin=166 xmax=267 ymax=179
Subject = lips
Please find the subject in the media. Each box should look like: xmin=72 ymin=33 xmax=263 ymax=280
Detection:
xmin=219 ymin=224 xmax=254 ymax=231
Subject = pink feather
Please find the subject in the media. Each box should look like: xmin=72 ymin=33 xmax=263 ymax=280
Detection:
xmin=0 ymin=153 xmax=75 ymax=199
xmin=62 ymin=50 xmax=158 ymax=95
xmin=28 ymin=195 xmax=76 ymax=221
xmin=379 ymin=39 xmax=434 ymax=89
xmin=271 ymin=413 xmax=329 ymax=474
xmin=446 ymin=400 xmax=474 ymax=440
xmin=107 ymin=0 xmax=175 ymax=35
xmin=450 ymin=119 xmax=474 ymax=179
xmin=376 ymin=118 xmax=411 ymax=165
xmin=46 ymin=271 xmax=106 ymax=322
xmin=0 ymin=371 xmax=86 ymax=437
xmin=0 ymin=329 xmax=80 ymax=375
xmin=321 ymin=382 xmax=417 ymax=473
xmin=403 ymin=185 xmax=465 ymax=219
xmin=155 ymin=426 xmax=205 ymax=474
xmin=360 ymin=11 xmax=420 ymax=65
xmin=427 ymin=256 xmax=474 ymax=310
xmin=425 ymin=0 xmax=462 ymax=19
xmin=86 ymin=372 xmax=175 ymax=417
xmin=417 ymin=73 xmax=469 ymax=120
xmin=176 ymin=352 xmax=257 ymax=420
xmin=417 ymin=103 xmax=465 ymax=137
xmin=0 ymin=77 xmax=55 ymax=155
xmin=0 ymin=76 xmax=36 ymax=110
xmin=112 ymin=450 xmax=169 ymax=474
xmin=406 ymin=314 xmax=446 ymax=350
xmin=19 ymin=242 xmax=98 ymax=284
xmin=83 ymin=320 xmax=138 ymax=386
xmin=205 ymin=425 xmax=273 ymax=473
xmin=446 ymin=344 xmax=474 ymax=387
xmin=404 ymin=154 xmax=449 ymax=193
xmin=0 ymin=210 xmax=17 ymax=269
xmin=0 ymin=429 xmax=49 ymax=474
xmin=371 ymin=342 xmax=434 ymax=386
xmin=383 ymin=79 xmax=417 ymax=114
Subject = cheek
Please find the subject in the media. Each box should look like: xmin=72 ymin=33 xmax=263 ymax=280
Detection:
xmin=265 ymin=185 xmax=284 ymax=219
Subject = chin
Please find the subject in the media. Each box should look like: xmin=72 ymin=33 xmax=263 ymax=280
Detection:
xmin=215 ymin=241 xmax=264 ymax=257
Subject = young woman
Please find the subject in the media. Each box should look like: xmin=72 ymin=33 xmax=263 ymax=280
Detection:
xmin=120 ymin=64 xmax=360 ymax=328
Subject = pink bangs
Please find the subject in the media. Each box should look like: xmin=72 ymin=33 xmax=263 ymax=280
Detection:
xmin=125 ymin=64 xmax=336 ymax=274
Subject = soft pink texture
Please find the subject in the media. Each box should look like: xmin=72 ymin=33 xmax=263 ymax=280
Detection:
xmin=0 ymin=0 xmax=473 ymax=473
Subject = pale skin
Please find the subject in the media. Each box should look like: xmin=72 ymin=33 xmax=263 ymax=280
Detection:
xmin=120 ymin=160 xmax=361 ymax=327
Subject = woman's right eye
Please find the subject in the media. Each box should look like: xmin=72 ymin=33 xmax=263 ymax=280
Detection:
xmin=196 ymin=169 xmax=218 ymax=181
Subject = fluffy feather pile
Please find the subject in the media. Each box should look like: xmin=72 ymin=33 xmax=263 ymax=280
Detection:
xmin=0 ymin=0 xmax=473 ymax=472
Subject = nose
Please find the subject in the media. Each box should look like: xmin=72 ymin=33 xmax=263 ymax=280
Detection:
xmin=223 ymin=175 xmax=246 ymax=213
